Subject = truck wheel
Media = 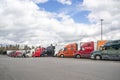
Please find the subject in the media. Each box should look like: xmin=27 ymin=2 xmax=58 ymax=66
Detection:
xmin=76 ymin=54 xmax=81 ymax=58
xmin=41 ymin=54 xmax=44 ymax=57
xmin=60 ymin=54 xmax=64 ymax=58
xmin=26 ymin=55 xmax=29 ymax=57
xmin=95 ymin=55 xmax=101 ymax=60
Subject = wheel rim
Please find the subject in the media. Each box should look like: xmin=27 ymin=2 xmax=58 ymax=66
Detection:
xmin=96 ymin=56 xmax=100 ymax=60
xmin=76 ymin=55 xmax=80 ymax=58
xmin=61 ymin=55 xmax=64 ymax=58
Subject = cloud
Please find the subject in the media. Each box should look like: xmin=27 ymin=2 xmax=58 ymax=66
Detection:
xmin=31 ymin=0 xmax=48 ymax=3
xmin=82 ymin=0 xmax=120 ymax=23
xmin=0 ymin=0 xmax=74 ymax=46
xmin=57 ymin=0 xmax=72 ymax=5
xmin=0 ymin=0 xmax=119 ymax=47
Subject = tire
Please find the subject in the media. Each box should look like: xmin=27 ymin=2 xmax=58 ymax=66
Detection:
xmin=60 ymin=54 xmax=64 ymax=58
xmin=95 ymin=55 xmax=101 ymax=60
xmin=40 ymin=54 xmax=44 ymax=57
xmin=26 ymin=55 xmax=29 ymax=58
xmin=75 ymin=54 xmax=81 ymax=58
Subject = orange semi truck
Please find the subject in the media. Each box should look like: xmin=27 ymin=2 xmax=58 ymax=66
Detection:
xmin=57 ymin=43 xmax=78 ymax=58
xmin=57 ymin=40 xmax=107 ymax=58
xmin=97 ymin=40 xmax=107 ymax=50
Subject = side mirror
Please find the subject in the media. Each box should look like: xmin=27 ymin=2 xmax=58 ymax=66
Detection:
xmin=80 ymin=48 xmax=85 ymax=51
xmin=64 ymin=48 xmax=67 ymax=51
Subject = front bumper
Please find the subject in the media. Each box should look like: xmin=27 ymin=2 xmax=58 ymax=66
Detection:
xmin=90 ymin=55 xmax=94 ymax=59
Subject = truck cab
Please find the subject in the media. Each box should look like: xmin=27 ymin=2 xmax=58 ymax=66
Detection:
xmin=74 ymin=41 xmax=94 ymax=58
xmin=57 ymin=43 xmax=77 ymax=58
xmin=32 ymin=47 xmax=45 ymax=57
xmin=91 ymin=40 xmax=120 ymax=60
xmin=40 ymin=45 xmax=55 ymax=57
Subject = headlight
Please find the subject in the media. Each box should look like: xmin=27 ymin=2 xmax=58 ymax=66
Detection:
xmin=90 ymin=55 xmax=94 ymax=59
xmin=91 ymin=55 xmax=94 ymax=57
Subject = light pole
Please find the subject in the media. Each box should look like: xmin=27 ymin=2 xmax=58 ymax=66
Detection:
xmin=100 ymin=19 xmax=104 ymax=40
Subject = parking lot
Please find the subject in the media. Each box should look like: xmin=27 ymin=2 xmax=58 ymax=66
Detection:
xmin=0 ymin=55 xmax=120 ymax=80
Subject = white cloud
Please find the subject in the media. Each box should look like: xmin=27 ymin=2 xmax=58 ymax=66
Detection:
xmin=0 ymin=0 xmax=119 ymax=47
xmin=83 ymin=0 xmax=120 ymax=23
xmin=31 ymin=0 xmax=48 ymax=3
xmin=57 ymin=0 xmax=72 ymax=5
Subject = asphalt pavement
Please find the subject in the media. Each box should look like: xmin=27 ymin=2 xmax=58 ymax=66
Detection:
xmin=0 ymin=55 xmax=120 ymax=80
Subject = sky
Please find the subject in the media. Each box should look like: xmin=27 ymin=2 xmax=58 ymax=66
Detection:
xmin=0 ymin=0 xmax=120 ymax=47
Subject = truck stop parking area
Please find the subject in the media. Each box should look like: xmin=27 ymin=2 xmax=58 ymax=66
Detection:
xmin=0 ymin=55 xmax=120 ymax=80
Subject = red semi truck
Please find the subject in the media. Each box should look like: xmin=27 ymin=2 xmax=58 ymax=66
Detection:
xmin=74 ymin=41 xmax=94 ymax=58
xmin=32 ymin=47 xmax=45 ymax=57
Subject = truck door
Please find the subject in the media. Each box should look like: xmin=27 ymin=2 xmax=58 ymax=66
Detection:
xmin=69 ymin=47 xmax=74 ymax=57
xmin=79 ymin=47 xmax=86 ymax=57
xmin=81 ymin=43 xmax=93 ymax=57
xmin=63 ymin=47 xmax=74 ymax=57
xmin=107 ymin=46 xmax=120 ymax=59
xmin=63 ymin=48 xmax=69 ymax=57
xmin=101 ymin=47 xmax=108 ymax=59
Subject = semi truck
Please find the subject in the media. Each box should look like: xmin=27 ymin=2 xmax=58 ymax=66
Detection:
xmin=57 ymin=40 xmax=107 ymax=58
xmin=40 ymin=44 xmax=55 ymax=57
xmin=91 ymin=40 xmax=120 ymax=60
xmin=97 ymin=40 xmax=107 ymax=50
xmin=74 ymin=41 xmax=94 ymax=58
xmin=57 ymin=43 xmax=78 ymax=58
xmin=25 ymin=49 xmax=35 ymax=57
xmin=32 ymin=47 xmax=45 ymax=57
xmin=74 ymin=40 xmax=107 ymax=58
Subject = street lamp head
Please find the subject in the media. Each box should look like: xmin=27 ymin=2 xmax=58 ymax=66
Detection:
xmin=100 ymin=19 xmax=104 ymax=21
